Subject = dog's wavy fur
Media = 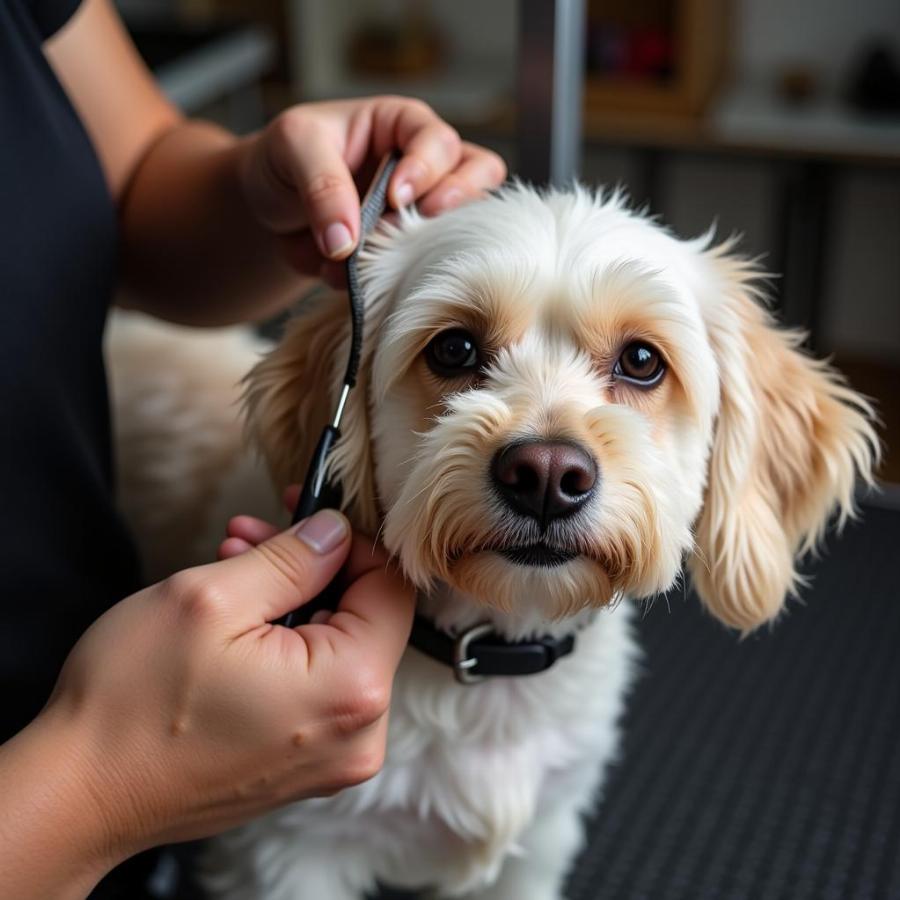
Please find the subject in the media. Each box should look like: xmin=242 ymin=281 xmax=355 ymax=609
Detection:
xmin=141 ymin=183 xmax=877 ymax=899
xmin=688 ymin=245 xmax=877 ymax=628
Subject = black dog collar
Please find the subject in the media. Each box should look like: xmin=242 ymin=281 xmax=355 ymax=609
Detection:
xmin=409 ymin=615 xmax=576 ymax=685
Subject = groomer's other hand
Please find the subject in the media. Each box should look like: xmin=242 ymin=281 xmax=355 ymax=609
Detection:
xmin=237 ymin=97 xmax=506 ymax=284
xmin=0 ymin=510 xmax=413 ymax=897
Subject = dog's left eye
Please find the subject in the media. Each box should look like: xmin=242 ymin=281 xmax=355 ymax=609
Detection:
xmin=425 ymin=328 xmax=481 ymax=377
xmin=615 ymin=341 xmax=666 ymax=387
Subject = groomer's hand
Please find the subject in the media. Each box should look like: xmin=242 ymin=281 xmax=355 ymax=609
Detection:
xmin=0 ymin=510 xmax=413 ymax=900
xmin=238 ymin=96 xmax=506 ymax=283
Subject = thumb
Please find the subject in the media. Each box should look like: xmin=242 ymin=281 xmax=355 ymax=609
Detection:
xmin=214 ymin=509 xmax=352 ymax=625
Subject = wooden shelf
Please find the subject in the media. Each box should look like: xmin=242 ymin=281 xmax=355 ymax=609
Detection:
xmin=584 ymin=0 xmax=729 ymax=118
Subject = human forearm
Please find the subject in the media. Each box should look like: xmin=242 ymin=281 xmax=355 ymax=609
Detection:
xmin=0 ymin=710 xmax=125 ymax=900
xmin=119 ymin=120 xmax=307 ymax=326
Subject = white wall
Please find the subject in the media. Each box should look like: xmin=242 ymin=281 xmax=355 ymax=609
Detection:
xmin=736 ymin=0 xmax=900 ymax=87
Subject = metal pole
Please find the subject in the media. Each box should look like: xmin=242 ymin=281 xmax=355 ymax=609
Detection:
xmin=517 ymin=0 xmax=586 ymax=187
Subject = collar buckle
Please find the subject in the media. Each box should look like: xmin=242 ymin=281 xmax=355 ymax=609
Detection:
xmin=451 ymin=622 xmax=496 ymax=685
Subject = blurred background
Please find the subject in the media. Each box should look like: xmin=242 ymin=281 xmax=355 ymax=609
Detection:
xmin=120 ymin=0 xmax=899 ymax=486
xmin=108 ymin=4 xmax=900 ymax=898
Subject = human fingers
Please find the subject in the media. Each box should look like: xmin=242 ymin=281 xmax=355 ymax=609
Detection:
xmin=303 ymin=534 xmax=393 ymax=597
xmin=227 ymin=532 xmax=398 ymax=619
xmin=218 ymin=536 xmax=252 ymax=560
xmin=217 ymin=515 xmax=281 ymax=559
xmin=266 ymin=111 xmax=361 ymax=260
xmin=282 ymin=484 xmax=302 ymax=513
xmin=301 ymin=546 xmax=415 ymax=687
xmin=300 ymin=715 xmax=390 ymax=800
xmin=366 ymin=98 xmax=462 ymax=209
xmin=339 ymin=534 xmax=393 ymax=582
xmin=416 ymin=142 xmax=507 ymax=217
xmin=199 ymin=509 xmax=352 ymax=626
xmin=227 ymin=515 xmax=281 ymax=545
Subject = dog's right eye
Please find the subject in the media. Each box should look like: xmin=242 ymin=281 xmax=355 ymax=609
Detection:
xmin=425 ymin=328 xmax=481 ymax=378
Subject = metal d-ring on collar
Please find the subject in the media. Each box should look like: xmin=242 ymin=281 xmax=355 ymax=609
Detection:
xmin=451 ymin=622 xmax=497 ymax=685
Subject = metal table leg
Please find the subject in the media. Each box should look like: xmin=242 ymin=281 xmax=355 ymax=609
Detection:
xmin=516 ymin=0 xmax=586 ymax=187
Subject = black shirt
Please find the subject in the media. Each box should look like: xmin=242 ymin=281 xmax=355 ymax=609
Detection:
xmin=0 ymin=0 xmax=141 ymax=747
xmin=0 ymin=3 xmax=175 ymax=894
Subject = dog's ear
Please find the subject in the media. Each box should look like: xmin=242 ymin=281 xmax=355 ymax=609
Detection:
xmin=242 ymin=292 xmax=380 ymax=532
xmin=688 ymin=248 xmax=879 ymax=632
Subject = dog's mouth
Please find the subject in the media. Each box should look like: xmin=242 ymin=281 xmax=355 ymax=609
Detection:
xmin=496 ymin=543 xmax=578 ymax=568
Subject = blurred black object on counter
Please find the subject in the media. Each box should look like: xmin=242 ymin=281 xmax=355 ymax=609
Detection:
xmin=848 ymin=42 xmax=900 ymax=114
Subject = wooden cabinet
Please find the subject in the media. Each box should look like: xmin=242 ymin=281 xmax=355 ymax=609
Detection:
xmin=584 ymin=0 xmax=730 ymax=123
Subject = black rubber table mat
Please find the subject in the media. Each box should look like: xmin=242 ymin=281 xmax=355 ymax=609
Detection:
xmin=567 ymin=504 xmax=900 ymax=900
xmin=379 ymin=505 xmax=900 ymax=900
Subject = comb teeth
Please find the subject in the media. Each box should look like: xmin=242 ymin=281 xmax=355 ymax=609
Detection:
xmin=343 ymin=151 xmax=401 ymax=389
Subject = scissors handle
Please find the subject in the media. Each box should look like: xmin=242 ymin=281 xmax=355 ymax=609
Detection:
xmin=290 ymin=425 xmax=342 ymax=527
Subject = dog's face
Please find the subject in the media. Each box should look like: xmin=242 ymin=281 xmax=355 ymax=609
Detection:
xmin=366 ymin=195 xmax=718 ymax=623
xmin=246 ymin=186 xmax=877 ymax=632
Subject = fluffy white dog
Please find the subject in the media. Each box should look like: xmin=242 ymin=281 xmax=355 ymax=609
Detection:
xmin=111 ymin=184 xmax=878 ymax=900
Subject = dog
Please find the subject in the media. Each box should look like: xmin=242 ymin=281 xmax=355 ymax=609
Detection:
xmin=111 ymin=183 xmax=878 ymax=899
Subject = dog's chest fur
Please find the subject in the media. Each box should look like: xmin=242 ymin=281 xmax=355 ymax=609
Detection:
xmin=211 ymin=602 xmax=635 ymax=897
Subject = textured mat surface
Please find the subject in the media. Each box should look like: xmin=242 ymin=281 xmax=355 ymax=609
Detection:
xmin=567 ymin=505 xmax=900 ymax=900
xmin=380 ymin=506 xmax=900 ymax=900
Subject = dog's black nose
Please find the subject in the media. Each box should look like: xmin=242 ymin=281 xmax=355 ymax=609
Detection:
xmin=491 ymin=440 xmax=597 ymax=523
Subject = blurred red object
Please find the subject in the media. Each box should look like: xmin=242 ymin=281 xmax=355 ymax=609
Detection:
xmin=628 ymin=27 xmax=674 ymax=80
